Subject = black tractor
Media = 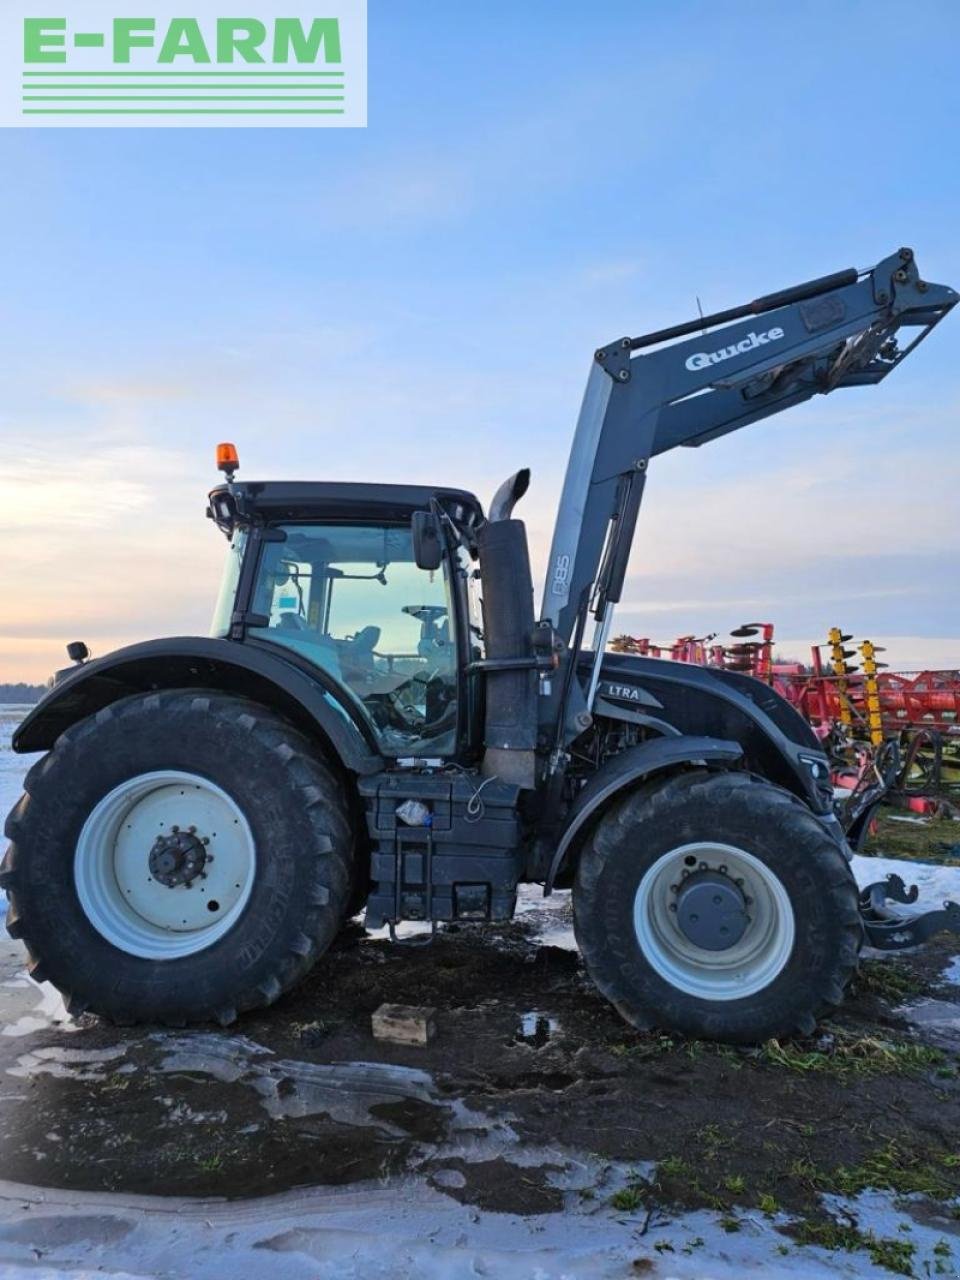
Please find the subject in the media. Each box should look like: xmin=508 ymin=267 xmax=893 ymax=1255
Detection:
xmin=5 ymin=249 xmax=958 ymax=1041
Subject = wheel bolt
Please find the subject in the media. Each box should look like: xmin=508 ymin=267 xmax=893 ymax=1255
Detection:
xmin=172 ymin=825 xmax=180 ymax=833
xmin=670 ymin=884 xmax=679 ymax=893
xmin=202 ymin=837 xmax=210 ymax=846
xmin=718 ymin=865 xmax=727 ymax=874
xmin=669 ymin=903 xmax=677 ymax=912
xmin=698 ymin=861 xmax=708 ymax=870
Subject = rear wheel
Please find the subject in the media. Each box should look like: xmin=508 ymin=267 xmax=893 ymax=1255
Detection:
xmin=2 ymin=690 xmax=355 ymax=1025
xmin=573 ymin=770 xmax=860 ymax=1042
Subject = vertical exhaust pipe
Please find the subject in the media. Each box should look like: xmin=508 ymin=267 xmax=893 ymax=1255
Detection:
xmin=478 ymin=469 xmax=537 ymax=789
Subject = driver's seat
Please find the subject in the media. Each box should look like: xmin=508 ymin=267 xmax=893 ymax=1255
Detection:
xmin=351 ymin=625 xmax=381 ymax=654
xmin=342 ymin=625 xmax=380 ymax=677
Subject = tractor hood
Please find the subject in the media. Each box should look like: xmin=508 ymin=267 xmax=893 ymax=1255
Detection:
xmin=593 ymin=652 xmax=832 ymax=811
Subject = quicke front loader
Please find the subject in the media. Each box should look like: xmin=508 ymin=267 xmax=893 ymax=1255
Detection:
xmin=4 ymin=247 xmax=957 ymax=1042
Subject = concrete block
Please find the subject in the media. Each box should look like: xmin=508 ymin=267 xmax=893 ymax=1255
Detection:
xmin=371 ymin=1003 xmax=436 ymax=1046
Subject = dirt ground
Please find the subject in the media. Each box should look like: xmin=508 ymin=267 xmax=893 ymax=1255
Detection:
xmin=2 ymin=881 xmax=960 ymax=1266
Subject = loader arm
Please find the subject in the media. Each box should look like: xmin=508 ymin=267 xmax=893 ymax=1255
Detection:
xmin=542 ymin=248 xmax=956 ymax=735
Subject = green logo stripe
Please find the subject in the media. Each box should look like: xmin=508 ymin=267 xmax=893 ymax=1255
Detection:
xmin=23 ymin=88 xmax=347 ymax=94
xmin=22 ymin=70 xmax=345 ymax=77
xmin=23 ymin=94 xmax=345 ymax=101
xmin=22 ymin=79 xmax=346 ymax=86
xmin=22 ymin=108 xmax=346 ymax=114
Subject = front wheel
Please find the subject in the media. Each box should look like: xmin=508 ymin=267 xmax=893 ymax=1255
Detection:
xmin=2 ymin=690 xmax=355 ymax=1025
xmin=573 ymin=770 xmax=860 ymax=1043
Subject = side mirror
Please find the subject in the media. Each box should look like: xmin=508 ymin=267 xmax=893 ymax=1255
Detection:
xmin=412 ymin=511 xmax=443 ymax=570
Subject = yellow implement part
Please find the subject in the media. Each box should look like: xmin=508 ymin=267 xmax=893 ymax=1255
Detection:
xmin=828 ymin=626 xmax=855 ymax=729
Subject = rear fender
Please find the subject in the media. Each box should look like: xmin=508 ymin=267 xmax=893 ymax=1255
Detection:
xmin=13 ymin=637 xmax=383 ymax=776
xmin=545 ymin=735 xmax=743 ymax=893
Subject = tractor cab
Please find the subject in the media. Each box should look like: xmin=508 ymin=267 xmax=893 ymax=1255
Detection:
xmin=207 ymin=478 xmax=485 ymax=760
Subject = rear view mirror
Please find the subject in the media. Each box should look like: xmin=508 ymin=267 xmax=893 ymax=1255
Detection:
xmin=412 ymin=511 xmax=443 ymax=570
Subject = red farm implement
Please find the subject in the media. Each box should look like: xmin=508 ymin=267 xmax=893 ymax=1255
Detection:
xmin=611 ymin=624 xmax=960 ymax=825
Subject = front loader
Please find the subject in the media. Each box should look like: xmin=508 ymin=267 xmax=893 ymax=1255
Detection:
xmin=4 ymin=247 xmax=957 ymax=1042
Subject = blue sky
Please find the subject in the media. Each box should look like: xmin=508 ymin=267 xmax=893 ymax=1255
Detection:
xmin=1 ymin=0 xmax=958 ymax=680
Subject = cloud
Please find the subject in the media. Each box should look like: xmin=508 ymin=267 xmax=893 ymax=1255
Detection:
xmin=0 ymin=429 xmax=225 ymax=683
xmin=61 ymin=377 xmax=192 ymax=405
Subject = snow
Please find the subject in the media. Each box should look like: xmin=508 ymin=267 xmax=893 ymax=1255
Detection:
xmin=0 ymin=1177 xmax=954 ymax=1280
xmin=851 ymin=853 xmax=960 ymax=907
xmin=0 ymin=706 xmax=42 ymax=912
xmin=0 ymin=706 xmax=39 ymax=820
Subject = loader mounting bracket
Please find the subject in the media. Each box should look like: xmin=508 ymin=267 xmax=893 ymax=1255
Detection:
xmin=858 ymin=874 xmax=960 ymax=951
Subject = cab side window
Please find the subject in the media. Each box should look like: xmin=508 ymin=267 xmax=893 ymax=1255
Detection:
xmin=249 ymin=524 xmax=457 ymax=756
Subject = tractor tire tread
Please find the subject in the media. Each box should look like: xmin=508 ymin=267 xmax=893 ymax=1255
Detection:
xmin=574 ymin=768 xmax=861 ymax=1043
xmin=2 ymin=688 xmax=357 ymax=1027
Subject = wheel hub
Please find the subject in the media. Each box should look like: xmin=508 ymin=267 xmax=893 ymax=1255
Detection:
xmin=674 ymin=869 xmax=749 ymax=951
xmin=148 ymin=826 xmax=209 ymax=889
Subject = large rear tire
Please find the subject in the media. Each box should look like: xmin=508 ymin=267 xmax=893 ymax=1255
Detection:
xmin=1 ymin=690 xmax=355 ymax=1026
xmin=573 ymin=770 xmax=860 ymax=1043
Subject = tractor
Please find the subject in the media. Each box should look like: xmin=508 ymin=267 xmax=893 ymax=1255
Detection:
xmin=4 ymin=247 xmax=957 ymax=1042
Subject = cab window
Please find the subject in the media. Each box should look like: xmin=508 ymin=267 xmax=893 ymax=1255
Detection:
xmin=248 ymin=524 xmax=457 ymax=757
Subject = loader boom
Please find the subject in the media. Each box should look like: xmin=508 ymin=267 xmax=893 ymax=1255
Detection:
xmin=542 ymin=248 xmax=956 ymax=729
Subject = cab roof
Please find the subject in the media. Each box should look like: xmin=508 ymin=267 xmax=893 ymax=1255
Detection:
xmin=208 ymin=481 xmax=484 ymax=534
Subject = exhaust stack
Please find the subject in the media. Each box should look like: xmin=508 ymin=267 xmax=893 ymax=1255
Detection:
xmin=478 ymin=470 xmax=537 ymax=789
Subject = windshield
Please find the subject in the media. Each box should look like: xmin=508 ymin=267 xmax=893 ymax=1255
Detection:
xmin=210 ymin=529 xmax=247 ymax=638
xmin=248 ymin=523 xmax=457 ymax=757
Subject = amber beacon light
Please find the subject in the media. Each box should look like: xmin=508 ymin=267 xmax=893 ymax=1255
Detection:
xmin=216 ymin=442 xmax=240 ymax=479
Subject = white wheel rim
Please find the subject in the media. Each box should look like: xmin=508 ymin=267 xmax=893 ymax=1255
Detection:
xmin=633 ymin=842 xmax=795 ymax=1001
xmin=74 ymin=770 xmax=256 ymax=960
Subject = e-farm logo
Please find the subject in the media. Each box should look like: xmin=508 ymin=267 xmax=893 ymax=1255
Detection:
xmin=1 ymin=2 xmax=366 ymax=127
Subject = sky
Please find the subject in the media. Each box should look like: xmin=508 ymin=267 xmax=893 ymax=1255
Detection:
xmin=1 ymin=0 xmax=958 ymax=683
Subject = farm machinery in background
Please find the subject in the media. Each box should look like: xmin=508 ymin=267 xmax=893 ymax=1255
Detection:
xmin=610 ymin=624 xmax=960 ymax=842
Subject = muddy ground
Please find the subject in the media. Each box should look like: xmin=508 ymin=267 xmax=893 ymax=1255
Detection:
xmin=1 ymin=880 xmax=960 ymax=1273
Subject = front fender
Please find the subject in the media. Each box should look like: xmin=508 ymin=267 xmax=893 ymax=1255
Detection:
xmin=545 ymin=735 xmax=743 ymax=892
xmin=14 ymin=637 xmax=383 ymax=776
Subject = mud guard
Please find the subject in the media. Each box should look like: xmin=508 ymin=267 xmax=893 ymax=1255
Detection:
xmin=13 ymin=636 xmax=383 ymax=776
xmin=544 ymin=735 xmax=743 ymax=893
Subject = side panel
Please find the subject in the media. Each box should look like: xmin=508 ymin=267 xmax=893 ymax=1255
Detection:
xmin=14 ymin=637 xmax=383 ymax=775
xmin=596 ymin=654 xmax=832 ymax=810
xmin=545 ymin=735 xmax=743 ymax=891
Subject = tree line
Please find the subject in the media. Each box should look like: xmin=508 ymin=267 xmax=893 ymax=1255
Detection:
xmin=0 ymin=683 xmax=47 ymax=704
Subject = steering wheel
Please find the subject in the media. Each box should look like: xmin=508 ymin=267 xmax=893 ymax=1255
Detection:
xmin=402 ymin=605 xmax=448 ymax=623
xmin=278 ymin=612 xmax=308 ymax=631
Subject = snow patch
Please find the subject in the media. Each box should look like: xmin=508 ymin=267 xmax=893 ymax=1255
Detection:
xmin=0 ymin=1179 xmax=954 ymax=1279
xmin=1 ymin=971 xmax=77 ymax=1037
xmin=851 ymin=853 xmax=960 ymax=906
